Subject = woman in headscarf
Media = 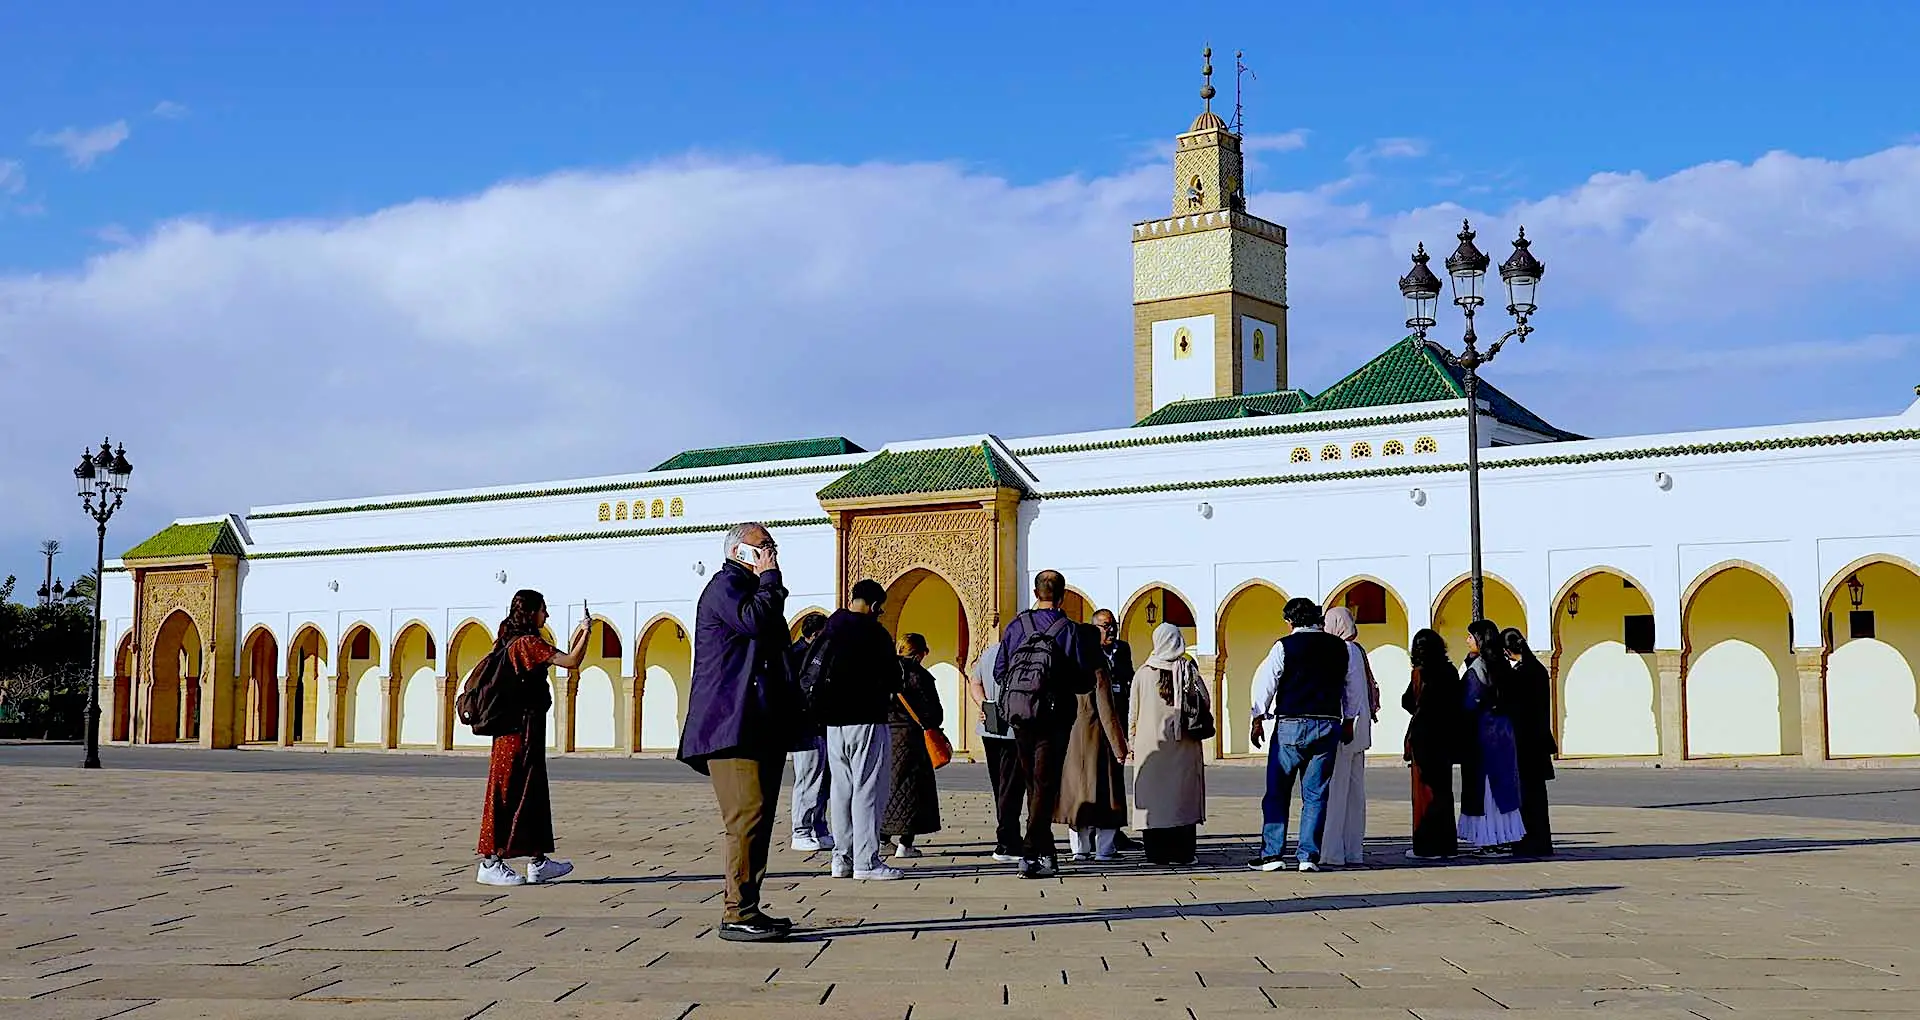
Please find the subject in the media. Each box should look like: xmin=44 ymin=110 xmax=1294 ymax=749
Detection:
xmin=1319 ymin=606 xmax=1375 ymax=867
xmin=475 ymin=589 xmax=592 ymax=887
xmin=882 ymin=633 xmax=944 ymax=858
xmin=1501 ymin=627 xmax=1556 ymax=856
xmin=1129 ymin=622 xmax=1208 ymax=866
xmin=1402 ymin=628 xmax=1462 ymax=860
xmin=1056 ymin=622 xmax=1130 ymax=862
xmin=1458 ymin=618 xmax=1526 ymax=853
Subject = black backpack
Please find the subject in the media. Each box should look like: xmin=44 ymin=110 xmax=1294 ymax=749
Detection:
xmin=997 ymin=612 xmax=1076 ymax=726
xmin=795 ymin=633 xmax=838 ymax=720
xmin=455 ymin=640 xmax=541 ymax=736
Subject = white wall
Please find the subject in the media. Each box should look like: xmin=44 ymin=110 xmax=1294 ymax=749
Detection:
xmin=1238 ymin=315 xmax=1277 ymax=394
xmin=1150 ymin=314 xmax=1217 ymax=410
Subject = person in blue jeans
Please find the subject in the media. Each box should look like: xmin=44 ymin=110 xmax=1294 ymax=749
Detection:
xmin=1246 ymin=598 xmax=1366 ymax=872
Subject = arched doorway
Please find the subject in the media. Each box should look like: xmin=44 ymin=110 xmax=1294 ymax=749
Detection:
xmin=1682 ymin=565 xmax=1797 ymax=757
xmin=1216 ymin=581 xmax=1288 ymax=757
xmin=339 ymin=624 xmax=384 ymax=746
xmin=241 ymin=628 xmax=279 ymax=744
xmin=149 ymin=610 xmax=201 ymax=744
xmin=1121 ymin=585 xmax=1196 ymax=660
xmin=391 ymin=623 xmax=438 ymax=747
xmin=636 ymin=616 xmax=692 ymax=752
xmin=1060 ymin=589 xmax=1093 ymax=624
xmin=447 ymin=620 xmax=493 ymax=748
xmin=788 ymin=607 xmax=830 ymax=642
xmin=573 ymin=618 xmax=622 ymax=751
xmin=1554 ymin=569 xmax=1659 ymax=756
xmin=1431 ymin=574 xmax=1528 ymax=643
xmin=286 ymin=626 xmax=328 ymax=743
xmin=1329 ymin=577 xmax=1412 ymax=759
xmin=110 ymin=634 xmax=134 ymax=742
xmin=883 ymin=568 xmax=971 ymax=753
xmin=1824 ymin=559 xmax=1920 ymax=756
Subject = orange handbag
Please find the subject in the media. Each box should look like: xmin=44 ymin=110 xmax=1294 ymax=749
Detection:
xmin=897 ymin=693 xmax=953 ymax=769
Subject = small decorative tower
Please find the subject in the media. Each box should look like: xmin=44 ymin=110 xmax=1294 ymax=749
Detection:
xmin=1131 ymin=48 xmax=1290 ymax=421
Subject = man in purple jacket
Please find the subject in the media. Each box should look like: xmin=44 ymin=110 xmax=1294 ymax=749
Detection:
xmin=678 ymin=522 xmax=801 ymax=942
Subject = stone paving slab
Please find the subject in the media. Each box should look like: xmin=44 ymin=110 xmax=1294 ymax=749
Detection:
xmin=2 ymin=765 xmax=1917 ymax=1019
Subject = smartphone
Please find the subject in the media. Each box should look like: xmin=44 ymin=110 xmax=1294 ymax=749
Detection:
xmin=731 ymin=542 xmax=762 ymax=568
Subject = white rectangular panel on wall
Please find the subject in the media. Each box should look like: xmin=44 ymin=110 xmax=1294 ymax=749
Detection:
xmin=1239 ymin=315 xmax=1277 ymax=394
xmin=1150 ymin=314 xmax=1216 ymax=411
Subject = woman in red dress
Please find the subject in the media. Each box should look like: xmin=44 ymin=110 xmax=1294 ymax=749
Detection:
xmin=476 ymin=589 xmax=592 ymax=887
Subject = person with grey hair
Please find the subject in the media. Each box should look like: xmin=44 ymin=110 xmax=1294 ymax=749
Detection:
xmin=679 ymin=522 xmax=804 ymax=942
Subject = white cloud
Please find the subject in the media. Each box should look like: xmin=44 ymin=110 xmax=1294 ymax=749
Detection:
xmin=152 ymin=101 xmax=190 ymax=120
xmin=1350 ymin=137 xmax=1429 ymax=166
xmin=1243 ymin=130 xmax=1309 ymax=153
xmin=30 ymin=120 xmax=131 ymax=169
xmin=0 ymin=159 xmax=23 ymax=195
xmin=5 ymin=143 xmax=1920 ymax=581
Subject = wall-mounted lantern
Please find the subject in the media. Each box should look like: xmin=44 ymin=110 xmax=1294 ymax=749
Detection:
xmin=1566 ymin=591 xmax=1580 ymax=618
xmin=327 ymin=580 xmax=340 ymax=593
xmin=1196 ymin=502 xmax=1213 ymax=519
xmin=1846 ymin=573 xmax=1865 ymax=610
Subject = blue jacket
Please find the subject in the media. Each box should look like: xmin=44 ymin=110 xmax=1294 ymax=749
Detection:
xmin=677 ymin=561 xmax=797 ymax=774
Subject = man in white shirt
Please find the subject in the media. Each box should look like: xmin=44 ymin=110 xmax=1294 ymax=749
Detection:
xmin=1246 ymin=598 xmax=1366 ymax=872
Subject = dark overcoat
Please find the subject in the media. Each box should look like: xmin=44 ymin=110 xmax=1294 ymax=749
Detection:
xmin=676 ymin=560 xmax=799 ymax=774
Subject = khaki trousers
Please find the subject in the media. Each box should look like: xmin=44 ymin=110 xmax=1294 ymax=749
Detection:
xmin=708 ymin=754 xmax=786 ymax=923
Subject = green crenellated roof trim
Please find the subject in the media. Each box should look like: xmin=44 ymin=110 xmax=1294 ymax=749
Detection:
xmin=652 ymin=437 xmax=865 ymax=472
xmin=1132 ymin=390 xmax=1311 ymax=427
xmin=122 ymin=520 xmax=246 ymax=561
xmin=818 ymin=442 xmax=1033 ymax=501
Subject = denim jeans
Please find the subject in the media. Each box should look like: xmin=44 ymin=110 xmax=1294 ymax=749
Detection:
xmin=1260 ymin=717 xmax=1341 ymax=861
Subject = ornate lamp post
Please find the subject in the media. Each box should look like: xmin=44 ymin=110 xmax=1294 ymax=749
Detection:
xmin=1399 ymin=221 xmax=1544 ymax=622
xmin=73 ymin=439 xmax=132 ymax=769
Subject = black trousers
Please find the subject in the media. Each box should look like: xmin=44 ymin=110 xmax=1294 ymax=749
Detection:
xmin=982 ymin=737 xmax=1025 ymax=855
xmin=1012 ymin=720 xmax=1067 ymax=862
xmin=1515 ymin=762 xmax=1553 ymax=855
xmin=1142 ymin=825 xmax=1196 ymax=865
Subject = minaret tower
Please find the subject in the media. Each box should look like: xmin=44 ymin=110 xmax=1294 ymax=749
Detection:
xmin=1131 ymin=47 xmax=1290 ymax=421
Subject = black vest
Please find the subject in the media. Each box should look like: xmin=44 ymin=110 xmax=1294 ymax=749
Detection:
xmin=1273 ymin=630 xmax=1348 ymax=719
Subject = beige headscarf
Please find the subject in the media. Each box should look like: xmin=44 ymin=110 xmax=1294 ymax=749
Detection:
xmin=1321 ymin=606 xmax=1381 ymax=717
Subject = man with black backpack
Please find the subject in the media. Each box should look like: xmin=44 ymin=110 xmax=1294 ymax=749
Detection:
xmin=802 ymin=579 xmax=905 ymax=882
xmin=787 ymin=612 xmax=833 ymax=853
xmin=992 ymin=569 xmax=1096 ymax=879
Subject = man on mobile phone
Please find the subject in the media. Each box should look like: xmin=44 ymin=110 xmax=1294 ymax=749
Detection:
xmin=679 ymin=523 xmax=803 ymax=942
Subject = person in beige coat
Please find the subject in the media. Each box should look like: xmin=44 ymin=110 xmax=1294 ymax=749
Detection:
xmin=1129 ymin=622 xmax=1208 ymax=866
xmin=1054 ymin=623 xmax=1130 ymax=862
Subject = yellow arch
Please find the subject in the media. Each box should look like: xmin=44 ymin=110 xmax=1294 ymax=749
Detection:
xmin=287 ymin=623 xmax=330 ymax=674
xmin=1430 ymin=571 xmax=1530 ymax=625
xmin=1683 ymin=560 xmax=1795 ymax=621
xmin=1118 ymin=580 xmax=1201 ymax=624
xmin=1214 ymin=578 xmax=1289 ymax=640
xmin=1552 ymin=565 xmax=1657 ymax=618
xmin=1326 ymin=573 xmax=1410 ymax=615
xmin=1820 ymin=553 xmax=1920 ymax=612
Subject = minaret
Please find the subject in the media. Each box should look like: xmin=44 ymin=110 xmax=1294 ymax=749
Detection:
xmin=1131 ymin=47 xmax=1289 ymax=421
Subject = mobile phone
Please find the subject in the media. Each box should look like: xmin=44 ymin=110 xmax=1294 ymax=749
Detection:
xmin=731 ymin=542 xmax=761 ymax=568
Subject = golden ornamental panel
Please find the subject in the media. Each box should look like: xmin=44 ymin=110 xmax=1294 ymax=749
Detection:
xmin=844 ymin=508 xmax=998 ymax=667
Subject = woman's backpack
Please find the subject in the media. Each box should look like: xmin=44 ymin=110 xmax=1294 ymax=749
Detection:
xmin=454 ymin=644 xmax=524 ymax=737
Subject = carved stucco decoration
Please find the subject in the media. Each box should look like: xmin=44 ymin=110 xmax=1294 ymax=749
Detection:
xmin=845 ymin=508 xmax=997 ymax=667
xmin=138 ymin=567 xmax=215 ymax=685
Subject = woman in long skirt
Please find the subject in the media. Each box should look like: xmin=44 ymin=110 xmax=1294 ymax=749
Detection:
xmin=1402 ymin=628 xmax=1462 ymax=860
xmin=1129 ymin=622 xmax=1206 ymax=866
xmin=1319 ymin=607 xmax=1375 ymax=867
xmin=1458 ymin=619 xmax=1526 ymax=852
xmin=1502 ymin=627 xmax=1557 ymax=856
xmin=882 ymin=634 xmax=945 ymax=858
xmin=1057 ymin=623 xmax=1130 ymax=862
xmin=475 ymin=589 xmax=591 ymax=886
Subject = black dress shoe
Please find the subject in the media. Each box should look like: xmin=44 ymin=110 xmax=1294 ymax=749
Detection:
xmin=718 ymin=919 xmax=787 ymax=942
xmin=1113 ymin=831 xmax=1140 ymax=851
xmin=749 ymin=914 xmax=794 ymax=930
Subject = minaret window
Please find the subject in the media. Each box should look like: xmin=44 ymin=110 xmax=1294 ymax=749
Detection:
xmin=1173 ymin=327 xmax=1193 ymax=360
xmin=1252 ymin=328 xmax=1265 ymax=361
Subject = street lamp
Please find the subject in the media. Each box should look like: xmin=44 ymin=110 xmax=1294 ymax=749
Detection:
xmin=73 ymin=438 xmax=132 ymax=769
xmin=1399 ymin=220 xmax=1545 ymax=622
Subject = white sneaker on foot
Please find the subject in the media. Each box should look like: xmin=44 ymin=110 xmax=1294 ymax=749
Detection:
xmin=1298 ymin=859 xmax=1321 ymax=873
xmin=893 ymin=843 xmax=923 ymax=859
xmin=476 ymin=860 xmax=525 ymax=887
xmin=792 ymin=834 xmax=831 ymax=852
xmin=853 ymin=864 xmax=904 ymax=881
xmin=527 ymin=857 xmax=573 ymax=884
xmin=831 ymin=859 xmax=853 ymax=878
xmin=991 ymin=851 xmax=1022 ymax=864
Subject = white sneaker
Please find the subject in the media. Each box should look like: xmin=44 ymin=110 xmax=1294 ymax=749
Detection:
xmin=1298 ymin=860 xmax=1321 ymax=873
xmin=527 ymin=858 xmax=573 ymax=884
xmin=853 ymin=865 xmax=904 ymax=881
xmin=792 ymin=835 xmax=832 ymax=852
xmin=893 ymin=843 xmax=923 ymax=859
xmin=831 ymin=859 xmax=853 ymax=878
xmin=991 ymin=851 xmax=1022 ymax=864
xmin=476 ymin=861 xmax=525 ymax=887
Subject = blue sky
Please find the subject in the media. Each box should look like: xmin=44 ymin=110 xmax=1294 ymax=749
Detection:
xmin=4 ymin=1 xmax=1920 ymax=585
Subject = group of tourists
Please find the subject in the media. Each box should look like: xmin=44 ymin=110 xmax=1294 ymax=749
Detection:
xmin=463 ymin=521 xmax=1557 ymax=944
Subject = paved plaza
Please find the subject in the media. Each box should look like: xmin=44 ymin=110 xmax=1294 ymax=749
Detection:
xmin=2 ymin=750 xmax=1917 ymax=1019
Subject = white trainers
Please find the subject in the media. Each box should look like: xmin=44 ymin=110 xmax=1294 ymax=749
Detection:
xmin=792 ymin=834 xmax=833 ymax=852
xmin=527 ymin=857 xmax=573 ymax=884
xmin=1298 ymin=860 xmax=1321 ymax=873
xmin=853 ymin=864 xmax=904 ymax=881
xmin=476 ymin=860 xmax=526 ymax=887
xmin=831 ymin=859 xmax=853 ymax=879
xmin=893 ymin=843 xmax=923 ymax=859
xmin=991 ymin=851 xmax=1022 ymax=864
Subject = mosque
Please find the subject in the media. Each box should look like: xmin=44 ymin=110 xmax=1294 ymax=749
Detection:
xmin=98 ymin=69 xmax=1920 ymax=768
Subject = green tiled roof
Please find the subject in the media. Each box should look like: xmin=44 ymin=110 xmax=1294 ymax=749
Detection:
xmin=818 ymin=442 xmax=1033 ymax=501
xmin=123 ymin=520 xmax=246 ymax=561
xmin=653 ymin=437 xmax=864 ymax=472
xmin=1307 ymin=336 xmax=1582 ymax=440
xmin=1133 ymin=390 xmax=1311 ymax=427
